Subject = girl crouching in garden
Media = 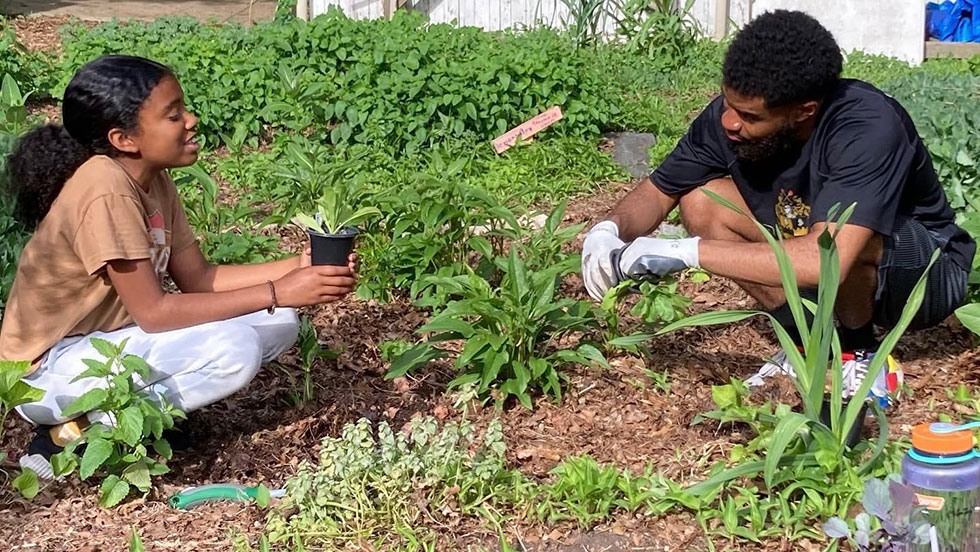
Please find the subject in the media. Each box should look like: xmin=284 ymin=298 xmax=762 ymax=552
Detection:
xmin=0 ymin=55 xmax=356 ymax=478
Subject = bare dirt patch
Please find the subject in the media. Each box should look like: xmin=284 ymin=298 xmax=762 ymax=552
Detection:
xmin=1 ymin=0 xmax=276 ymax=25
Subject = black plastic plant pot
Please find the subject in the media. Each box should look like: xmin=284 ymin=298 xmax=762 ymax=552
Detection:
xmin=308 ymin=226 xmax=358 ymax=266
xmin=819 ymin=394 xmax=870 ymax=449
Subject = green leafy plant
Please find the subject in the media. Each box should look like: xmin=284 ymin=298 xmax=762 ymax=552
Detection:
xmin=823 ymin=477 xmax=931 ymax=551
xmin=955 ymin=302 xmax=980 ymax=337
xmin=172 ymin=163 xmax=280 ymax=265
xmin=0 ymin=73 xmax=30 ymax=135
xmin=660 ymin=193 xmax=938 ymax=494
xmin=0 ymin=27 xmax=56 ymax=100
xmin=596 ymin=276 xmax=691 ymax=356
xmin=50 ymin=338 xmax=184 ymax=507
xmin=658 ymin=376 xmax=912 ymax=543
xmin=356 ymin=154 xmax=516 ymax=302
xmin=0 ymin=360 xmax=43 ymax=445
xmin=386 ymin=248 xmax=606 ymax=408
xmin=630 ymin=278 xmax=691 ymax=327
xmin=0 ymin=73 xmax=34 ymax=313
xmin=293 ymin=315 xmax=337 ymax=404
xmin=263 ymin=417 xmax=530 ymax=549
xmin=216 ymin=121 xmax=256 ymax=183
xmin=58 ymin=13 xmax=617 ymax=154
xmin=644 ymin=367 xmax=673 ymax=395
xmin=537 ymin=455 xmax=668 ymax=528
xmin=598 ymin=281 xmax=638 ymax=351
xmin=558 ymin=0 xmax=608 ymax=48
xmin=482 ymin=200 xmax=584 ymax=275
xmin=947 ymin=383 xmax=980 ymax=422
xmin=692 ymin=380 xmax=788 ymax=463
xmin=541 ymin=454 xmax=621 ymax=527
xmin=878 ymin=72 xmax=980 ymax=300
xmin=129 ymin=527 xmax=146 ymax=552
xmin=608 ymin=0 xmax=702 ymax=71
xmin=272 ymin=137 xmax=379 ymax=235
xmin=1 ymin=360 xmax=45 ymax=498
xmin=0 ymin=194 xmax=27 ymax=313
xmin=293 ymin=186 xmax=381 ymax=236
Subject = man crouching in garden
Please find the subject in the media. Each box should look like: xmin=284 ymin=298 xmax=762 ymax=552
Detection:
xmin=580 ymin=10 xmax=976 ymax=400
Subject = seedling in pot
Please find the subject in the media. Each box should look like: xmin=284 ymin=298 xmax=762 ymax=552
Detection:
xmin=294 ymin=188 xmax=380 ymax=266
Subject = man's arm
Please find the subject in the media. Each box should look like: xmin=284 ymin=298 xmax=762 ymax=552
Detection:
xmin=698 ymin=222 xmax=876 ymax=287
xmin=604 ymin=177 xmax=680 ymax=241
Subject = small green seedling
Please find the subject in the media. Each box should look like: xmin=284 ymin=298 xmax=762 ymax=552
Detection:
xmin=294 ymin=187 xmax=380 ymax=235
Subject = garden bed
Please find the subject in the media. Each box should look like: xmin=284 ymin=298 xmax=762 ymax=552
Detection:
xmin=0 ymin=12 xmax=978 ymax=552
xmin=1 ymin=182 xmax=976 ymax=550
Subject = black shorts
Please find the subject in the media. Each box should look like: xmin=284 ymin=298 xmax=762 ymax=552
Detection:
xmin=874 ymin=216 xmax=970 ymax=330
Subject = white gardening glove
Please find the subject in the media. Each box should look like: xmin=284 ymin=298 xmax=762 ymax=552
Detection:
xmin=615 ymin=236 xmax=701 ymax=282
xmin=581 ymin=221 xmax=626 ymax=301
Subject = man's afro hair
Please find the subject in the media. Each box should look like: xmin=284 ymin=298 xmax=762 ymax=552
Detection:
xmin=722 ymin=10 xmax=843 ymax=108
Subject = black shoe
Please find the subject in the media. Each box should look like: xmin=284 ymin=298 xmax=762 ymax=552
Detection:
xmin=161 ymin=423 xmax=194 ymax=452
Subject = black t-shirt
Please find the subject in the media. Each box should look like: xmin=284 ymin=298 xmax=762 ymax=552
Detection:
xmin=652 ymin=79 xmax=976 ymax=271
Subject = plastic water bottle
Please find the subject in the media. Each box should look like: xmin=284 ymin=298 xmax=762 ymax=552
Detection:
xmin=901 ymin=422 xmax=980 ymax=551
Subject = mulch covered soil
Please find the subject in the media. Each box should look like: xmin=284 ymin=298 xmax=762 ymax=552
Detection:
xmin=2 ymin=179 xmax=976 ymax=551
xmin=2 ymin=15 xmax=978 ymax=552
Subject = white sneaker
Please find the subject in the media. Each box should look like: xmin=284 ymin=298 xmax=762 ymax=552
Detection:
xmin=842 ymin=351 xmax=902 ymax=407
xmin=746 ymin=348 xmax=902 ymax=407
xmin=745 ymin=349 xmax=797 ymax=387
xmin=20 ymin=454 xmax=57 ymax=480
xmin=18 ymin=426 xmax=66 ymax=481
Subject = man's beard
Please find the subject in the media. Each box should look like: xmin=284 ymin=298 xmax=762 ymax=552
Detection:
xmin=728 ymin=124 xmax=802 ymax=163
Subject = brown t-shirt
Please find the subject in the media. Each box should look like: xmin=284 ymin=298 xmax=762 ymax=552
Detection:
xmin=0 ymin=155 xmax=197 ymax=370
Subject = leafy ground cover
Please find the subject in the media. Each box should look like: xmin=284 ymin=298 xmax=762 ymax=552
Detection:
xmin=0 ymin=7 xmax=978 ymax=551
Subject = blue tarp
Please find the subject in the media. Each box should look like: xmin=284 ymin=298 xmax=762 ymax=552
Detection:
xmin=927 ymin=0 xmax=980 ymax=42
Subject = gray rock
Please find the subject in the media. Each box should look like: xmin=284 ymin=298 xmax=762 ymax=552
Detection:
xmin=604 ymin=131 xmax=657 ymax=179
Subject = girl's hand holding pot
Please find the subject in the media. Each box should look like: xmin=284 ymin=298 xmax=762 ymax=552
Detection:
xmin=275 ymin=265 xmax=357 ymax=306
xmin=300 ymin=247 xmax=357 ymax=274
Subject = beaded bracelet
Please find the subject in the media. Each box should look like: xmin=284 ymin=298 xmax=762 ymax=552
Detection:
xmin=266 ymin=280 xmax=278 ymax=315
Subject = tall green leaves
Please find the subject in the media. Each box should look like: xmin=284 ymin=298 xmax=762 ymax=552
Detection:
xmin=659 ymin=190 xmax=939 ymax=490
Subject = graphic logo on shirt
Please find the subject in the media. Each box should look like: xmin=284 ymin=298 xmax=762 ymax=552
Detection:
xmin=147 ymin=210 xmax=170 ymax=279
xmin=775 ymin=189 xmax=810 ymax=238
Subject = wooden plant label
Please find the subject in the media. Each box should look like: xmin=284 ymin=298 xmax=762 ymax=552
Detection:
xmin=914 ymin=493 xmax=945 ymax=511
xmin=492 ymin=106 xmax=563 ymax=154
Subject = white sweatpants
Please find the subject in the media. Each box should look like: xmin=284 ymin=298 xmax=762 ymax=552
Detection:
xmin=16 ymin=309 xmax=299 ymax=426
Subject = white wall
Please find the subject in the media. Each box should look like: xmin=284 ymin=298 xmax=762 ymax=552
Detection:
xmin=687 ymin=0 xmax=751 ymax=38
xmin=311 ymin=0 xmax=619 ymax=33
xmin=311 ymin=0 xmax=926 ymax=64
xmin=749 ymin=0 xmax=925 ymax=64
xmin=312 ymin=0 xmax=382 ymax=19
